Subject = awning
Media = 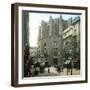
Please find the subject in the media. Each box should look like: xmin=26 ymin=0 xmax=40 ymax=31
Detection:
xmin=64 ymin=60 xmax=71 ymax=64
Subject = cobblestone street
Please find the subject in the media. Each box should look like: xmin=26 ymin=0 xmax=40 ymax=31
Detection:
xmin=38 ymin=67 xmax=80 ymax=77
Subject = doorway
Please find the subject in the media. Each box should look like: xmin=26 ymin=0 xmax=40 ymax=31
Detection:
xmin=53 ymin=58 xmax=58 ymax=65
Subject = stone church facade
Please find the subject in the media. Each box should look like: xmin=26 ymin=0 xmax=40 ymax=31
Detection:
xmin=37 ymin=15 xmax=80 ymax=67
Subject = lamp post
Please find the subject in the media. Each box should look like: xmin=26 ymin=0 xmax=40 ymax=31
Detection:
xmin=67 ymin=61 xmax=68 ymax=75
xmin=66 ymin=60 xmax=70 ymax=75
xmin=69 ymin=49 xmax=73 ymax=75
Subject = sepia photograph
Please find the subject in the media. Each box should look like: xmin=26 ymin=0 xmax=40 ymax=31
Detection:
xmin=23 ymin=11 xmax=80 ymax=77
xmin=11 ymin=3 xmax=87 ymax=87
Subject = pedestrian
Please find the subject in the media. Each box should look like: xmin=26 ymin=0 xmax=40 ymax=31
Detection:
xmin=57 ymin=66 xmax=61 ymax=73
xmin=48 ymin=63 xmax=50 ymax=73
xmin=30 ymin=65 xmax=35 ymax=77
xmin=48 ymin=67 xmax=50 ymax=73
xmin=34 ymin=67 xmax=39 ymax=76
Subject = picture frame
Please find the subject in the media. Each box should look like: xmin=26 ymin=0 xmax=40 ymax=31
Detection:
xmin=11 ymin=3 xmax=88 ymax=87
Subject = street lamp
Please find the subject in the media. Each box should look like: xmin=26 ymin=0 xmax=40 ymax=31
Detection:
xmin=66 ymin=60 xmax=70 ymax=75
xmin=69 ymin=49 xmax=73 ymax=75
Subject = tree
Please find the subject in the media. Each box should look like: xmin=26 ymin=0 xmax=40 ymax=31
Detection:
xmin=24 ymin=46 xmax=30 ymax=77
xmin=63 ymin=36 xmax=80 ymax=69
xmin=71 ymin=37 xmax=80 ymax=69
xmin=63 ymin=40 xmax=72 ymax=61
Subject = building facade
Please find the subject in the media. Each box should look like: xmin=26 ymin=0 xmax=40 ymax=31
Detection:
xmin=22 ymin=11 xmax=30 ymax=48
xmin=22 ymin=12 xmax=30 ymax=77
xmin=38 ymin=15 xmax=80 ymax=67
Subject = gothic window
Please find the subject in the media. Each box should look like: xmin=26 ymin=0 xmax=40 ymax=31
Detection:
xmin=54 ymin=24 xmax=58 ymax=35
xmin=54 ymin=41 xmax=57 ymax=46
xmin=44 ymin=42 xmax=46 ymax=46
xmin=44 ymin=42 xmax=46 ymax=49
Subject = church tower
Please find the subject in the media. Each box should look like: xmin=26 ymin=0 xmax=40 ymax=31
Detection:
xmin=58 ymin=15 xmax=64 ymax=69
xmin=59 ymin=15 xmax=63 ymax=36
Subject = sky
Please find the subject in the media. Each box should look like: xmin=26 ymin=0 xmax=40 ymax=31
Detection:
xmin=29 ymin=12 xmax=80 ymax=47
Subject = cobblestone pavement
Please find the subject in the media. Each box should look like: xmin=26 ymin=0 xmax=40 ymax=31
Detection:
xmin=38 ymin=67 xmax=80 ymax=77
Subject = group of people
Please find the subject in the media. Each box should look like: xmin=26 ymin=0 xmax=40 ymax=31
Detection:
xmin=24 ymin=58 xmax=51 ymax=77
xmin=25 ymin=59 xmax=69 ymax=77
